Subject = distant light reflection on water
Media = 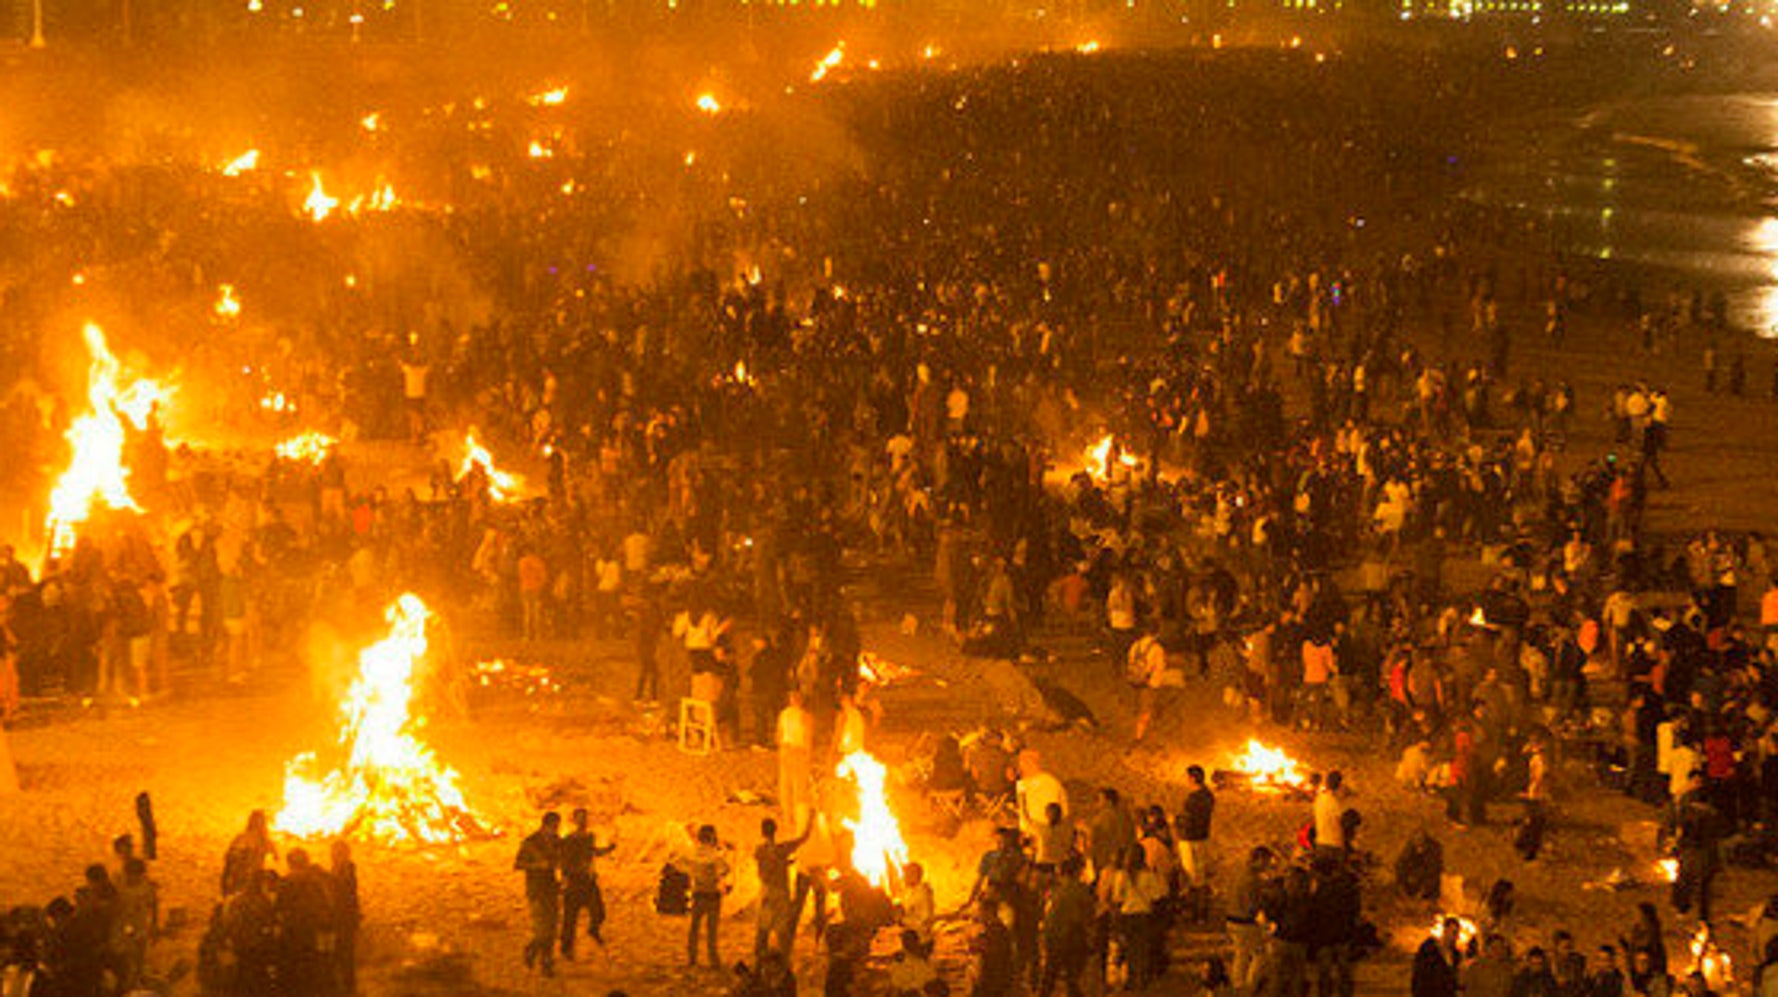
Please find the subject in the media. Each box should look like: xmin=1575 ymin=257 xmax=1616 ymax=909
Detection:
xmin=1472 ymin=94 xmax=1778 ymax=337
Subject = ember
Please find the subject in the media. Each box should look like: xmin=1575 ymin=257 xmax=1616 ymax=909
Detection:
xmin=276 ymin=594 xmax=480 ymax=844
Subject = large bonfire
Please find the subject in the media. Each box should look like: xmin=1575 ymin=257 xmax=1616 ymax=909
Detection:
xmin=44 ymin=323 xmax=168 ymax=558
xmin=835 ymin=750 xmax=909 ymax=890
xmin=277 ymin=594 xmax=480 ymax=844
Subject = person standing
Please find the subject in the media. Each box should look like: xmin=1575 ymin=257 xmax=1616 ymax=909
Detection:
xmin=515 ymin=812 xmax=562 ymax=977
xmin=1413 ymin=918 xmax=1464 ymax=997
xmin=633 ymin=585 xmax=664 ymax=704
xmin=1313 ymin=771 xmax=1348 ymax=859
xmin=330 ymin=840 xmax=360 ymax=995
xmin=754 ymin=816 xmax=811 ymax=962
xmin=1227 ymin=847 xmax=1275 ymax=995
xmin=680 ymin=824 xmax=731 ymax=968
xmin=1039 ymin=855 xmax=1094 ymax=997
xmin=559 ymin=808 xmax=616 ymax=962
xmin=778 ymin=690 xmax=815 ymax=824
xmin=1177 ymin=765 xmax=1217 ymax=924
xmin=221 ymin=811 xmax=277 ymax=897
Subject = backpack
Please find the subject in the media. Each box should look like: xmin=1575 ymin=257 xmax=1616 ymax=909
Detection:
xmin=655 ymin=864 xmax=690 ymax=916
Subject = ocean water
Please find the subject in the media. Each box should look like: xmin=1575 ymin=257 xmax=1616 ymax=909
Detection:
xmin=1467 ymin=92 xmax=1778 ymax=336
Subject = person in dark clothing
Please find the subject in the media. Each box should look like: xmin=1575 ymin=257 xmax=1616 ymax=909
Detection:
xmin=1313 ymin=857 xmax=1361 ymax=997
xmin=330 ymin=839 xmax=361 ymax=995
xmin=1590 ymin=946 xmax=1627 ymax=997
xmin=1516 ymin=948 xmax=1562 ymax=997
xmin=1177 ymin=765 xmax=1216 ymax=924
xmin=223 ymin=871 xmax=279 ymax=996
xmin=1413 ymin=918 xmax=1463 ymax=997
xmin=1667 ymin=772 xmax=1728 ymax=924
xmin=1272 ymin=867 xmax=1317 ymax=997
xmin=277 ymin=849 xmax=337 ymax=997
xmin=560 ymin=808 xmax=617 ymax=961
xmin=1039 ymin=856 xmax=1094 ymax=997
xmin=971 ymin=897 xmax=1017 ymax=997
xmin=516 ymin=812 xmax=562 ymax=977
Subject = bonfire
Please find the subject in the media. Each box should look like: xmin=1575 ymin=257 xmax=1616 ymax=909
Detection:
xmin=1083 ymin=434 xmax=1139 ymax=484
xmin=455 ymin=429 xmax=525 ymax=502
xmin=1688 ymin=924 xmax=1732 ymax=990
xmin=835 ymin=750 xmax=909 ymax=890
xmin=275 ymin=432 xmax=337 ymax=465
xmin=44 ymin=323 xmax=169 ymax=558
xmin=1215 ymin=739 xmax=1312 ymax=796
xmin=1430 ymin=914 xmax=1479 ymax=949
xmin=276 ymin=594 xmax=481 ymax=844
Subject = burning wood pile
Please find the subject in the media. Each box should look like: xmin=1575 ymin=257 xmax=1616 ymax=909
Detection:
xmin=835 ymin=750 xmax=910 ymax=891
xmin=1211 ymin=739 xmax=1313 ymax=798
xmin=455 ymin=428 xmax=526 ymax=503
xmin=43 ymin=323 xmax=169 ymax=558
xmin=276 ymin=594 xmax=484 ymax=845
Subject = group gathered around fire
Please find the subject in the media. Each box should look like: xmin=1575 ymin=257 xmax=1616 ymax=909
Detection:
xmin=8 ymin=33 xmax=1778 ymax=997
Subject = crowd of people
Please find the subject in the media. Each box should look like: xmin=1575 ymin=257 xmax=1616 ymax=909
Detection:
xmin=2 ymin=26 xmax=1777 ymax=997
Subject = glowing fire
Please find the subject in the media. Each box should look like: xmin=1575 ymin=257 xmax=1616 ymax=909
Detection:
xmin=1077 ymin=40 xmax=1102 ymax=53
xmin=303 ymin=172 xmax=339 ymax=222
xmin=811 ymin=43 xmax=846 ymax=82
xmin=1657 ymin=857 xmax=1679 ymax=883
xmin=214 ymin=284 xmax=241 ymax=319
xmin=456 ymin=429 xmax=524 ymax=502
xmin=360 ymin=112 xmax=382 ymax=132
xmin=1229 ymin=739 xmax=1309 ymax=793
xmin=1430 ymin=914 xmax=1479 ymax=949
xmin=277 ymin=594 xmax=478 ymax=844
xmin=835 ymin=751 xmax=908 ymax=889
xmin=527 ymin=140 xmax=553 ymax=160
xmin=1688 ymin=924 xmax=1733 ymax=990
xmin=732 ymin=360 xmax=755 ymax=385
xmin=695 ymin=93 xmax=723 ymax=115
xmin=260 ymin=391 xmax=293 ymax=414
xmin=221 ymin=149 xmax=260 ymax=176
xmin=44 ymin=324 xmax=168 ymax=557
xmin=1083 ymin=434 xmax=1139 ymax=482
xmin=349 ymin=181 xmax=398 ymax=215
xmin=275 ymin=431 xmax=337 ymax=465
xmin=528 ymin=86 xmax=569 ymax=107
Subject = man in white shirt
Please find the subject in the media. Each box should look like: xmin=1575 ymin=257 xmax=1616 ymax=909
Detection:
xmin=1015 ymin=749 xmax=1068 ymax=837
xmin=777 ymin=691 xmax=814 ymax=824
xmin=1313 ymin=770 xmax=1348 ymax=857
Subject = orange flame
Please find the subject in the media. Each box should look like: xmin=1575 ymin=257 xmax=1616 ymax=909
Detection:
xmin=528 ymin=86 xmax=569 ymax=107
xmin=695 ymin=93 xmax=723 ymax=115
xmin=214 ymin=284 xmax=241 ymax=319
xmin=457 ymin=429 xmax=524 ymax=502
xmin=1229 ymin=739 xmax=1309 ymax=793
xmin=276 ymin=594 xmax=478 ymax=844
xmin=221 ymin=149 xmax=260 ymax=176
xmin=275 ymin=431 xmax=337 ymax=465
xmin=1689 ymin=924 xmax=1733 ymax=989
xmin=836 ymin=751 xmax=908 ymax=889
xmin=44 ymin=324 xmax=168 ymax=557
xmin=303 ymin=172 xmax=339 ymax=222
xmin=811 ymin=43 xmax=846 ymax=82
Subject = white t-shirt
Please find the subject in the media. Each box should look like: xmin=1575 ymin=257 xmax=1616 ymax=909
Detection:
xmin=1313 ymin=788 xmax=1345 ymax=848
xmin=1017 ymin=771 xmax=1069 ymax=834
